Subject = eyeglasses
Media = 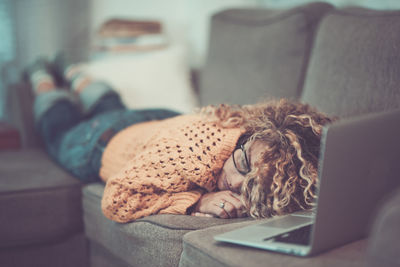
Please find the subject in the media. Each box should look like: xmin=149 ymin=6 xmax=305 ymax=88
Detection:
xmin=232 ymin=143 xmax=251 ymax=175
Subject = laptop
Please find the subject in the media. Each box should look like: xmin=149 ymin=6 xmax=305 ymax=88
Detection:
xmin=214 ymin=108 xmax=400 ymax=256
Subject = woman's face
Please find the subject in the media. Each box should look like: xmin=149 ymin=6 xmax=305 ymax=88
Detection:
xmin=217 ymin=139 xmax=266 ymax=194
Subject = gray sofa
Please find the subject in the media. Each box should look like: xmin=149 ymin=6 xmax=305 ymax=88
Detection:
xmin=2 ymin=2 xmax=400 ymax=267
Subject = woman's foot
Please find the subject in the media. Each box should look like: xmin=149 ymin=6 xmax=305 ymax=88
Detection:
xmin=52 ymin=52 xmax=119 ymax=115
xmin=26 ymin=57 xmax=57 ymax=95
xmin=53 ymin=52 xmax=93 ymax=93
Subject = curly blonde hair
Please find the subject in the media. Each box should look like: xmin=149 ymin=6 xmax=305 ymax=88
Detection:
xmin=201 ymin=99 xmax=336 ymax=218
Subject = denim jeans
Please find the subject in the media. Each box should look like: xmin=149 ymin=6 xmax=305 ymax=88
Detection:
xmin=36 ymin=93 xmax=180 ymax=183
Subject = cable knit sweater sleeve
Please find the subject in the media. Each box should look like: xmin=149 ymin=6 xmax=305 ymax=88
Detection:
xmin=101 ymin=114 xmax=243 ymax=223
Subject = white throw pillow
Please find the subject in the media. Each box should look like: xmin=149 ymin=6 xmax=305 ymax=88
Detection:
xmin=83 ymin=44 xmax=199 ymax=113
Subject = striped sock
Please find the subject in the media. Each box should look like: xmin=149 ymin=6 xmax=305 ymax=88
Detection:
xmin=64 ymin=63 xmax=93 ymax=93
xmin=57 ymin=59 xmax=116 ymax=114
xmin=30 ymin=69 xmax=57 ymax=95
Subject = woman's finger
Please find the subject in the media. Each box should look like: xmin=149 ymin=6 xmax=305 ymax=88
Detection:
xmin=225 ymin=193 xmax=244 ymax=211
xmin=212 ymin=203 xmax=230 ymax=219
xmin=220 ymin=201 xmax=237 ymax=218
xmin=193 ymin=191 xmax=247 ymax=218
xmin=191 ymin=212 xmax=214 ymax=217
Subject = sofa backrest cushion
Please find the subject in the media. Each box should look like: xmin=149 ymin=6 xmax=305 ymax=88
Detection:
xmin=199 ymin=2 xmax=333 ymax=106
xmin=301 ymin=8 xmax=400 ymax=118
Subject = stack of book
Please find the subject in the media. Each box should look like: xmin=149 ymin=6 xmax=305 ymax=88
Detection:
xmin=92 ymin=18 xmax=168 ymax=54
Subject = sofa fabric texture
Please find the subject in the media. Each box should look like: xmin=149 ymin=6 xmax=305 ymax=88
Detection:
xmin=89 ymin=241 xmax=132 ymax=267
xmin=0 ymin=233 xmax=88 ymax=267
xmin=83 ymin=183 xmax=248 ymax=267
xmin=301 ymin=8 xmax=400 ymax=117
xmin=0 ymin=149 xmax=88 ymax=267
xmin=179 ymin=220 xmax=367 ymax=267
xmin=199 ymin=2 xmax=333 ymax=106
xmin=366 ymin=188 xmax=400 ymax=267
xmin=0 ymin=149 xmax=83 ymax=248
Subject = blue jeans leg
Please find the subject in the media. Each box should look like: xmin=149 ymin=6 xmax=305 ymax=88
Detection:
xmin=37 ymin=89 xmax=181 ymax=183
xmin=54 ymin=108 xmax=180 ymax=183
xmin=85 ymin=90 xmax=126 ymax=118
xmin=37 ymin=99 xmax=82 ymax=161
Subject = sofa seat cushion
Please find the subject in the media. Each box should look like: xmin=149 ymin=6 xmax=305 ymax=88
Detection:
xmin=0 ymin=233 xmax=89 ymax=267
xmin=83 ymin=183 xmax=250 ymax=267
xmin=301 ymin=8 xmax=400 ymax=118
xmin=0 ymin=149 xmax=84 ymax=248
xmin=179 ymin=219 xmax=367 ymax=267
xmin=366 ymin=189 xmax=400 ymax=267
xmin=199 ymin=2 xmax=333 ymax=106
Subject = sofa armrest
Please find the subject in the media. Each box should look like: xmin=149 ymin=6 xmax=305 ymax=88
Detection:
xmin=366 ymin=188 xmax=400 ymax=267
xmin=180 ymin=220 xmax=367 ymax=267
xmin=0 ymin=121 xmax=20 ymax=150
xmin=6 ymin=82 xmax=42 ymax=148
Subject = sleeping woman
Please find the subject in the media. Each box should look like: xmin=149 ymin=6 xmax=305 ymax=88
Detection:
xmin=27 ymin=57 xmax=334 ymax=223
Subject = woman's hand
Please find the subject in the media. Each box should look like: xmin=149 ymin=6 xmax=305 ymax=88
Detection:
xmin=191 ymin=190 xmax=247 ymax=218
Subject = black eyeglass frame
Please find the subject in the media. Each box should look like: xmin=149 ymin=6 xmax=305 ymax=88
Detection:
xmin=232 ymin=144 xmax=251 ymax=175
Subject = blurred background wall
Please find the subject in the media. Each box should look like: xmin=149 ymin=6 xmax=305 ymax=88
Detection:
xmin=0 ymin=0 xmax=90 ymax=120
xmin=1 ymin=0 xmax=400 ymax=119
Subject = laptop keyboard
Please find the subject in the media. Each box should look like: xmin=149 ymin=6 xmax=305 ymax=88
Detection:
xmin=264 ymin=224 xmax=312 ymax=246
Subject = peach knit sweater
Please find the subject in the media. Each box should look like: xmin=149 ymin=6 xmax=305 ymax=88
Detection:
xmin=100 ymin=114 xmax=243 ymax=223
